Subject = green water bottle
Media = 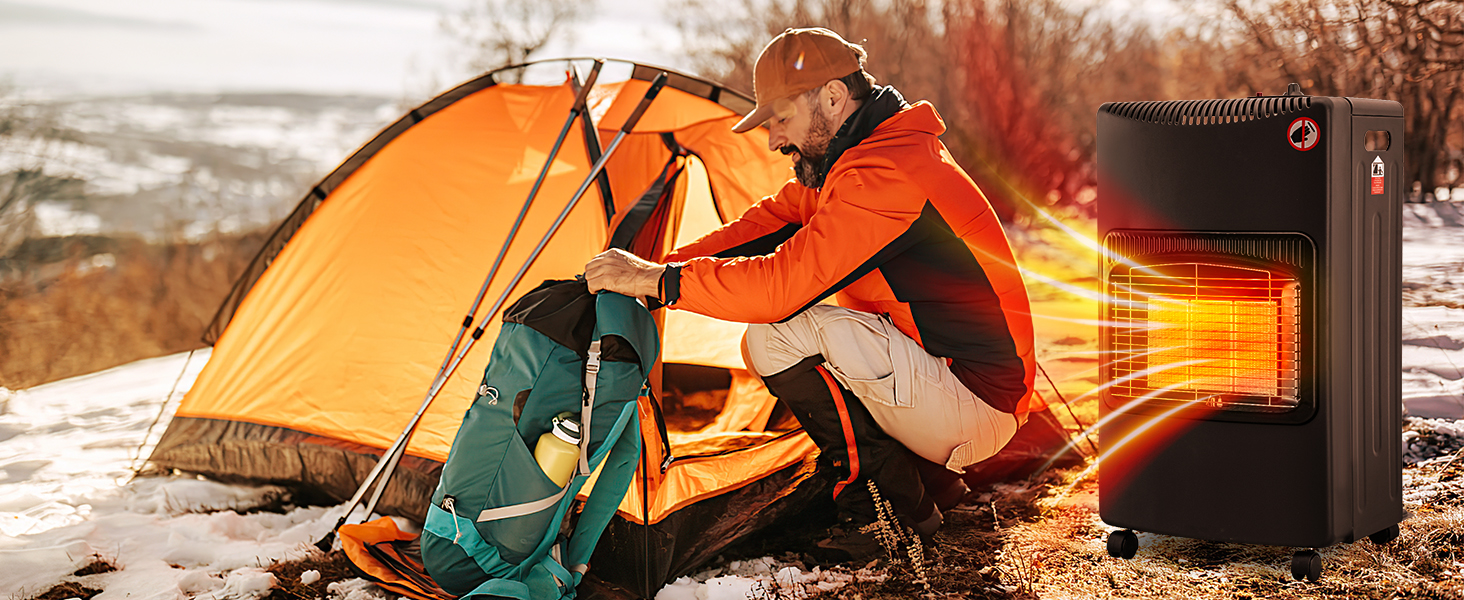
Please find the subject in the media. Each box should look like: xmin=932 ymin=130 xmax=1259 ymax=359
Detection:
xmin=534 ymin=412 xmax=582 ymax=486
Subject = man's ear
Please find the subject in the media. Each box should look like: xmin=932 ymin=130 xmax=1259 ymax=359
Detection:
xmin=822 ymin=80 xmax=850 ymax=116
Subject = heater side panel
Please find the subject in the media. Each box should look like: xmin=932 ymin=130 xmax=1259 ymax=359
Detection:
xmin=1340 ymin=110 xmax=1405 ymax=541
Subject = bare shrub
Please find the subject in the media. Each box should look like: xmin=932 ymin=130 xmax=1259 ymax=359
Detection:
xmin=1219 ymin=0 xmax=1464 ymax=195
xmin=671 ymin=0 xmax=1229 ymax=221
xmin=440 ymin=0 xmax=595 ymax=82
xmin=0 ymin=230 xmax=267 ymax=388
xmin=0 ymin=88 xmax=84 ymax=256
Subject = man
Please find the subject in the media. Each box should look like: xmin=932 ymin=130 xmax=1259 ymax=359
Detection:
xmin=585 ymin=27 xmax=1036 ymax=561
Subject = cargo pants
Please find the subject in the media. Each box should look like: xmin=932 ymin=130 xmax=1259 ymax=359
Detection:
xmin=743 ymin=304 xmax=1019 ymax=529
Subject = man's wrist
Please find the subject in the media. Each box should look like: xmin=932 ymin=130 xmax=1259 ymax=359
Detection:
xmin=640 ymin=267 xmax=660 ymax=299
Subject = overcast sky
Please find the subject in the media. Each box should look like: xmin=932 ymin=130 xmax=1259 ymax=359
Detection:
xmin=0 ymin=0 xmax=1187 ymax=100
xmin=0 ymin=0 xmax=685 ymax=98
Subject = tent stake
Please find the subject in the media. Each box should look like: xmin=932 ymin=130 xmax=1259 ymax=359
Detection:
xmin=315 ymin=69 xmax=670 ymax=551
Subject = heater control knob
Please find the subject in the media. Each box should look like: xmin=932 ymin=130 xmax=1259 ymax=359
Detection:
xmin=1290 ymin=550 xmax=1322 ymax=582
xmin=1106 ymin=529 xmax=1139 ymax=560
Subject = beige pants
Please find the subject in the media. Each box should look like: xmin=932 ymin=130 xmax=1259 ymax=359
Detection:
xmin=743 ymin=304 xmax=1018 ymax=472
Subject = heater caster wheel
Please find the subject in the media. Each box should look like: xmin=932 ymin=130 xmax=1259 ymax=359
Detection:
xmin=1107 ymin=529 xmax=1138 ymax=559
xmin=1368 ymin=524 xmax=1400 ymax=545
xmin=1290 ymin=550 xmax=1321 ymax=582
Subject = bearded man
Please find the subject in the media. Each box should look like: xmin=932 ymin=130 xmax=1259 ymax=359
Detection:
xmin=585 ymin=27 xmax=1036 ymax=562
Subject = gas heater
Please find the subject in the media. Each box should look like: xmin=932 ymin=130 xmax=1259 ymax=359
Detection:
xmin=1096 ymin=84 xmax=1404 ymax=582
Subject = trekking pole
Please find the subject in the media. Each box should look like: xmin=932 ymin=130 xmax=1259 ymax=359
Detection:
xmin=358 ymin=69 xmax=667 ymax=526
xmin=314 ymin=71 xmax=668 ymax=551
xmin=430 ymin=59 xmax=604 ymax=384
xmin=351 ymin=61 xmax=607 ymax=526
xmin=315 ymin=61 xmax=603 ymax=550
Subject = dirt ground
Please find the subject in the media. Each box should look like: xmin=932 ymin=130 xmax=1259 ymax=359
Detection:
xmin=819 ymin=457 xmax=1464 ymax=600
xmin=213 ymin=453 xmax=1463 ymax=600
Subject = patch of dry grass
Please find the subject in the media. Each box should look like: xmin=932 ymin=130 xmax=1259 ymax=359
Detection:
xmin=804 ymin=460 xmax=1464 ymax=600
xmin=0 ymin=231 xmax=266 ymax=388
xmin=261 ymin=550 xmax=358 ymax=600
xmin=19 ymin=554 xmax=117 ymax=600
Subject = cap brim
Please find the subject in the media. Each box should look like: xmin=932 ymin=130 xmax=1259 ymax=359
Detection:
xmin=731 ymin=103 xmax=777 ymax=133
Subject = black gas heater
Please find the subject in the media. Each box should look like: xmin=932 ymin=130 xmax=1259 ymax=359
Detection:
xmin=1096 ymin=84 xmax=1405 ymax=581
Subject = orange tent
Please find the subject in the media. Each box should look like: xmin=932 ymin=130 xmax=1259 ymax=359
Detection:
xmin=149 ymin=60 xmax=825 ymax=594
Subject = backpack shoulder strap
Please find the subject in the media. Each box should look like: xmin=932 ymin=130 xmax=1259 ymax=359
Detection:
xmin=563 ymin=396 xmax=642 ymax=572
xmin=592 ymin=292 xmax=658 ymax=374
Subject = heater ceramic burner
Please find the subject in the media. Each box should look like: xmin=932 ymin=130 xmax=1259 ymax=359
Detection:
xmin=1109 ymin=260 xmax=1301 ymax=412
xmin=1097 ymin=87 xmax=1403 ymax=583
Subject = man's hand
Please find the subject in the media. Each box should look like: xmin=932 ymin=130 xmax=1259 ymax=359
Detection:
xmin=584 ymin=248 xmax=663 ymax=299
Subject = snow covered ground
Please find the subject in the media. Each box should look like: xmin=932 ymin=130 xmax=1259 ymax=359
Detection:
xmin=1403 ymin=202 xmax=1464 ymax=419
xmin=3 ymin=203 xmax=1464 ymax=600
xmin=0 ymin=352 xmax=860 ymax=600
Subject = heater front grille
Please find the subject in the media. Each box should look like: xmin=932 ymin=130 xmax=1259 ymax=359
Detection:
xmin=1109 ymin=261 xmax=1302 ymax=413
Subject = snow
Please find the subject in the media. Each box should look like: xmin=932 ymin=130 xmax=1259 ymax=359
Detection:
xmin=33 ymin=201 xmax=103 ymax=236
xmin=0 ymin=349 xmax=350 ymax=599
xmin=1403 ymin=203 xmax=1464 ymax=418
xmin=2 ymin=202 xmax=1462 ymax=599
xmin=653 ymin=558 xmax=868 ymax=600
xmin=0 ymin=348 xmax=850 ymax=600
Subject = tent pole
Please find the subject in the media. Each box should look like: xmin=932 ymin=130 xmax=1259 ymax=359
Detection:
xmin=354 ymin=60 xmax=607 ymax=521
xmin=315 ymin=70 xmax=669 ymax=551
xmin=426 ymin=59 xmax=604 ymax=388
xmin=641 ymin=425 xmax=650 ymax=597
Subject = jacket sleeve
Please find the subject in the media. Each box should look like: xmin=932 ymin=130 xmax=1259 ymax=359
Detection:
xmin=664 ymin=180 xmax=808 ymax=262
xmin=669 ymin=166 xmax=926 ymax=323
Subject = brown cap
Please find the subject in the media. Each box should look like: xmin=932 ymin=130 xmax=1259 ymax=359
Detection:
xmin=731 ymin=27 xmax=864 ymax=134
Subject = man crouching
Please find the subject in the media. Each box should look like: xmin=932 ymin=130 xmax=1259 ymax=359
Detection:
xmin=585 ymin=27 xmax=1036 ymax=563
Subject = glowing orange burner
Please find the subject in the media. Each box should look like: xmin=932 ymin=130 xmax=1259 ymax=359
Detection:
xmin=1108 ymin=261 xmax=1300 ymax=412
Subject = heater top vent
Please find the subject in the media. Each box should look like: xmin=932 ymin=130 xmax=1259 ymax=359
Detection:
xmin=1105 ymin=231 xmax=1313 ymax=271
xmin=1100 ymin=97 xmax=1313 ymax=126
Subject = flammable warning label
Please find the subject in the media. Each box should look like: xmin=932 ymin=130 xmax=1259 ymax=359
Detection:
xmin=1371 ymin=156 xmax=1385 ymax=195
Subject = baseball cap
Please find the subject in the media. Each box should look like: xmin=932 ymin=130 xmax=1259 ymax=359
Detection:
xmin=731 ymin=27 xmax=864 ymax=134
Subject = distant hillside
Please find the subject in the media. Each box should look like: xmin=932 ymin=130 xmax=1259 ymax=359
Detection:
xmin=5 ymin=91 xmax=397 ymax=244
xmin=0 ymin=91 xmax=397 ymax=388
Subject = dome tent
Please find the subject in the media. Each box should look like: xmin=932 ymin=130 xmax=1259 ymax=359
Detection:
xmin=148 ymin=59 xmax=826 ymax=596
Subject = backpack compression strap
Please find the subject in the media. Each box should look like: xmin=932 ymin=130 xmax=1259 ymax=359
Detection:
xmin=579 ymin=340 xmax=600 ymax=477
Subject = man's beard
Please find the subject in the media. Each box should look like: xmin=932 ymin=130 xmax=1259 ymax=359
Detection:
xmin=781 ymin=104 xmax=836 ymax=188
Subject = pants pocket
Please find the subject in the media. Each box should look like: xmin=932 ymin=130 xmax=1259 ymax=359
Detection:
xmin=837 ymin=370 xmax=898 ymax=407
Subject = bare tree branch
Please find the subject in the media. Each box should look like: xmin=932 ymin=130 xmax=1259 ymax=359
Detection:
xmin=440 ymin=0 xmax=595 ymax=82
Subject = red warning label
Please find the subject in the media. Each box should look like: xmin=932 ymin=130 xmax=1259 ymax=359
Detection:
xmin=1371 ymin=156 xmax=1385 ymax=195
xmin=1288 ymin=117 xmax=1319 ymax=151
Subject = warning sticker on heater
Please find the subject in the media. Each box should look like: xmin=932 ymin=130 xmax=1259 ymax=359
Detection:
xmin=1371 ymin=156 xmax=1385 ymax=195
xmin=1288 ymin=117 xmax=1320 ymax=151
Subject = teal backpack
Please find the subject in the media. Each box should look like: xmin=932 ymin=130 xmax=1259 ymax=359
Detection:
xmin=421 ymin=280 xmax=658 ymax=599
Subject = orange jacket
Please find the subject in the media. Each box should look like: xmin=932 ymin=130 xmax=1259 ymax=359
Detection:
xmin=665 ymin=101 xmax=1036 ymax=415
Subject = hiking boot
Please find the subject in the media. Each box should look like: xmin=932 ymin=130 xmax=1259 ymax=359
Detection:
xmin=913 ymin=504 xmax=942 ymax=541
xmin=932 ymin=477 xmax=969 ymax=512
xmin=807 ymin=524 xmax=885 ymax=564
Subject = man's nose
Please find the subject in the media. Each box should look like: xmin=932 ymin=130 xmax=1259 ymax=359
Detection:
xmin=767 ymin=127 xmax=786 ymax=153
